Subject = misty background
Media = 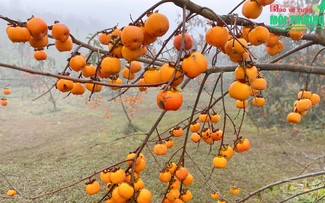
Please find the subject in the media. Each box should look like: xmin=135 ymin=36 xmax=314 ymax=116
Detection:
xmin=0 ymin=0 xmax=271 ymax=39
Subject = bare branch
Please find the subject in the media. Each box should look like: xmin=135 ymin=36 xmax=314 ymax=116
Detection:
xmin=237 ymin=171 xmax=325 ymax=203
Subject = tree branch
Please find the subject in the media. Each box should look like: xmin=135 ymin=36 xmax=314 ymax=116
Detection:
xmin=172 ymin=0 xmax=325 ymax=46
xmin=207 ymin=63 xmax=325 ymax=75
xmin=279 ymin=185 xmax=325 ymax=203
xmin=237 ymin=171 xmax=325 ymax=203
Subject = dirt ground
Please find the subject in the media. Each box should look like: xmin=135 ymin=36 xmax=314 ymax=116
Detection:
xmin=0 ymin=93 xmax=324 ymax=203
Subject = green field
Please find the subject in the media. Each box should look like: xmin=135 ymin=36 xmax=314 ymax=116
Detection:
xmin=0 ymin=86 xmax=324 ymax=203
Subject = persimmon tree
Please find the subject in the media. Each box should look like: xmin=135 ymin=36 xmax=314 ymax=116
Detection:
xmin=1 ymin=0 xmax=325 ymax=202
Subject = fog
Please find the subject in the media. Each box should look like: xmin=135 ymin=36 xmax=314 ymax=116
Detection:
xmin=0 ymin=0 xmax=271 ymax=38
xmin=0 ymin=0 xmax=266 ymax=33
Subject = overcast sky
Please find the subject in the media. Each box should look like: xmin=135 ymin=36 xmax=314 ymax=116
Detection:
xmin=0 ymin=0 xmax=271 ymax=29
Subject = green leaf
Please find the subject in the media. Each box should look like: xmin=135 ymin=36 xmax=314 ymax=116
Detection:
xmin=287 ymin=183 xmax=292 ymax=191
xmin=313 ymin=5 xmax=320 ymax=15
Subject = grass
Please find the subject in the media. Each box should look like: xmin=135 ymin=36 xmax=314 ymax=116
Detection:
xmin=0 ymin=87 xmax=324 ymax=203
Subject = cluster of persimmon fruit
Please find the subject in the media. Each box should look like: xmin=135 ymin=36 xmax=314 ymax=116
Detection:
xmin=230 ymin=62 xmax=267 ymax=109
xmin=1 ymin=87 xmax=11 ymax=106
xmin=287 ymin=90 xmax=321 ymax=124
xmin=188 ymin=111 xmax=250 ymax=171
xmin=158 ymin=162 xmax=194 ymax=202
xmin=6 ymin=17 xmax=71 ymax=60
xmin=84 ymin=152 xmax=153 ymax=203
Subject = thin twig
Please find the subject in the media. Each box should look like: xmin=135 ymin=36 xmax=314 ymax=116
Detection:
xmin=237 ymin=171 xmax=325 ymax=203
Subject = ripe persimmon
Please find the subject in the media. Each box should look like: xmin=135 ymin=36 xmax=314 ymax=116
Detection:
xmin=211 ymin=192 xmax=220 ymax=199
xmin=85 ymin=83 xmax=102 ymax=92
xmin=199 ymin=113 xmax=210 ymax=123
xmin=241 ymin=26 xmax=252 ymax=41
xmin=170 ymin=127 xmax=184 ymax=137
xmin=234 ymin=138 xmax=250 ymax=152
xmin=143 ymin=68 xmax=161 ymax=84
xmin=289 ymin=24 xmax=306 ymax=40
xmin=166 ymin=188 xmax=181 ymax=202
xmin=234 ymin=65 xmax=258 ymax=82
xmin=55 ymin=36 xmax=73 ymax=52
xmin=230 ymin=187 xmax=240 ymax=195
xmin=213 ymin=155 xmax=227 ymax=168
xmin=159 ymin=63 xmax=184 ymax=87
xmin=100 ymin=56 xmax=121 ymax=75
xmin=189 ymin=122 xmax=200 ymax=132
xmin=166 ymin=162 xmax=177 ymax=173
xmin=294 ymin=99 xmax=312 ymax=112
xmin=118 ymin=182 xmax=134 ymax=200
xmin=180 ymin=189 xmax=193 ymax=202
xmin=190 ymin=133 xmax=201 ymax=143
xmin=248 ymin=26 xmax=270 ymax=46
xmin=121 ymin=46 xmax=143 ymax=62
xmin=144 ymin=13 xmax=169 ymax=37
xmin=33 ymin=49 xmax=47 ymax=61
xmin=82 ymin=64 xmax=96 ymax=78
xmin=51 ymin=22 xmax=70 ymax=42
xmin=211 ymin=129 xmax=223 ymax=141
xmin=251 ymin=76 xmax=267 ymax=90
xmin=266 ymin=33 xmax=280 ymax=47
xmin=181 ymin=52 xmax=208 ymax=79
xmin=29 ymin=35 xmax=48 ymax=48
xmin=182 ymin=172 xmax=194 ymax=186
xmin=56 ymin=78 xmax=74 ymax=92
xmin=219 ymin=145 xmax=234 ymax=159
xmin=173 ymin=33 xmax=193 ymax=51
xmin=175 ymin=166 xmax=189 ymax=181
xmin=129 ymin=61 xmax=142 ymax=73
xmin=159 ymin=170 xmax=172 ymax=182
xmin=229 ymin=81 xmax=251 ymax=101
xmin=141 ymin=25 xmax=157 ymax=46
xmin=85 ymin=180 xmax=100 ymax=195
xmin=2 ymin=88 xmax=11 ymax=95
xmin=70 ymin=83 xmax=85 ymax=95
xmin=138 ymin=78 xmax=147 ymax=92
xmin=266 ymin=40 xmax=284 ymax=56
xmin=108 ymin=77 xmax=123 ymax=90
xmin=256 ymin=0 xmax=275 ymax=6
xmin=236 ymin=100 xmax=249 ymax=109
xmin=108 ymin=43 xmax=123 ymax=58
xmin=242 ymin=0 xmax=263 ymax=19
xmin=211 ymin=113 xmax=220 ymax=123
xmin=112 ymin=187 xmax=127 ymax=203
xmin=252 ymin=96 xmax=266 ymax=107
xmin=1 ymin=98 xmax=8 ymax=106
xmin=126 ymin=152 xmax=142 ymax=165
xmin=6 ymin=189 xmax=17 ymax=197
xmin=98 ymin=32 xmax=111 ymax=45
xmin=134 ymin=178 xmax=145 ymax=192
xmin=206 ymin=26 xmax=229 ymax=47
xmin=287 ymin=112 xmax=302 ymax=124
xmin=122 ymin=67 xmax=135 ymax=80
xmin=7 ymin=26 xmax=31 ymax=43
xmin=297 ymin=90 xmax=312 ymax=100
xmin=136 ymin=188 xmax=152 ymax=203
xmin=27 ymin=16 xmax=48 ymax=40
xmin=153 ymin=142 xmax=168 ymax=155
xmin=121 ymin=25 xmax=144 ymax=50
xmin=157 ymin=89 xmax=183 ymax=111
xmin=111 ymin=28 xmax=122 ymax=37
xmin=69 ymin=54 xmax=86 ymax=72
xmin=224 ymin=38 xmax=248 ymax=55
xmin=100 ymin=170 xmax=111 ymax=183
xmin=110 ymin=169 xmax=126 ymax=184
xmin=310 ymin=93 xmax=321 ymax=105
